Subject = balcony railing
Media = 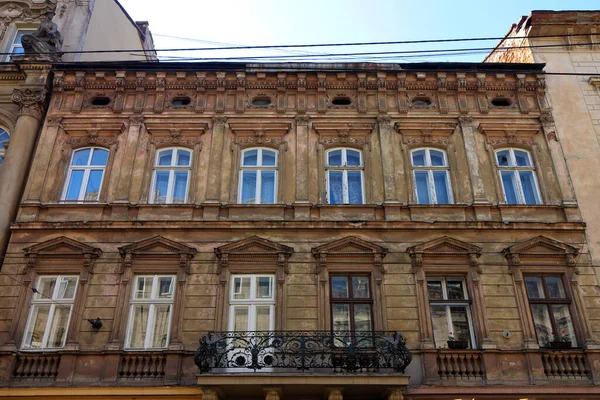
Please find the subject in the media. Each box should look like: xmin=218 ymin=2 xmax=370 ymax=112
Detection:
xmin=194 ymin=330 xmax=412 ymax=374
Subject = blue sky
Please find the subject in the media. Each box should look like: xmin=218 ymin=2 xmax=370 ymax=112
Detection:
xmin=119 ymin=0 xmax=600 ymax=62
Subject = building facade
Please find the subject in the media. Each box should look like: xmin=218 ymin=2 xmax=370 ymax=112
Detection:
xmin=0 ymin=0 xmax=157 ymax=279
xmin=486 ymin=11 xmax=600 ymax=284
xmin=0 ymin=61 xmax=599 ymax=399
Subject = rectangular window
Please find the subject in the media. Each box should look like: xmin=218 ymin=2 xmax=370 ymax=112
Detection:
xmin=126 ymin=275 xmax=175 ymax=349
xmin=228 ymin=275 xmax=275 ymax=331
xmin=525 ymin=275 xmax=577 ymax=347
xmin=6 ymin=29 xmax=36 ymax=60
xmin=427 ymin=277 xmax=475 ymax=349
xmin=330 ymin=275 xmax=373 ymax=346
xmin=22 ymin=276 xmax=78 ymax=349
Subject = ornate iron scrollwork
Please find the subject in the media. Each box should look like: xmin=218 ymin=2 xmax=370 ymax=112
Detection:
xmin=194 ymin=330 xmax=412 ymax=374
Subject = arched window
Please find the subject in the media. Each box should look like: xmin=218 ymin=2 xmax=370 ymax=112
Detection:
xmin=62 ymin=147 xmax=109 ymax=202
xmin=495 ymin=148 xmax=541 ymax=205
xmin=410 ymin=148 xmax=453 ymax=204
xmin=0 ymin=128 xmax=9 ymax=164
xmin=239 ymin=148 xmax=278 ymax=204
xmin=325 ymin=148 xmax=364 ymax=204
xmin=150 ymin=148 xmax=191 ymax=204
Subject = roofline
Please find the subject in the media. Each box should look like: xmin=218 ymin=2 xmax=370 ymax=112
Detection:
xmin=49 ymin=61 xmax=546 ymax=74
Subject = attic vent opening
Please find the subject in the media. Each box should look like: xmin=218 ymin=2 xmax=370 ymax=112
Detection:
xmin=172 ymin=97 xmax=191 ymax=106
xmin=252 ymin=97 xmax=272 ymax=106
xmin=332 ymin=96 xmax=352 ymax=106
xmin=412 ymin=97 xmax=432 ymax=107
xmin=491 ymin=97 xmax=512 ymax=107
xmin=90 ymin=96 xmax=110 ymax=106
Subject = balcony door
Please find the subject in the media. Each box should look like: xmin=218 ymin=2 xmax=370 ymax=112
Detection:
xmin=228 ymin=275 xmax=275 ymax=332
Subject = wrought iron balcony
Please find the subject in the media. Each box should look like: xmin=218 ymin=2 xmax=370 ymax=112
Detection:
xmin=194 ymin=330 xmax=412 ymax=374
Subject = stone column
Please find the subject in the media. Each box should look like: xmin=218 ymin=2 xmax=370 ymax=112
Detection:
xmin=114 ymin=116 xmax=144 ymax=203
xmin=294 ymin=116 xmax=311 ymax=219
xmin=458 ymin=116 xmax=490 ymax=220
xmin=204 ymin=117 xmax=228 ymax=219
xmin=378 ymin=115 xmax=403 ymax=220
xmin=0 ymin=88 xmax=46 ymax=267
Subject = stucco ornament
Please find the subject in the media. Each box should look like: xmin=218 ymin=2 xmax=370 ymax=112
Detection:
xmin=21 ymin=7 xmax=62 ymax=60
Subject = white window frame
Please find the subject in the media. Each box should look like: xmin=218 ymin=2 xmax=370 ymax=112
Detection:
xmin=0 ymin=127 xmax=9 ymax=164
xmin=238 ymin=148 xmax=278 ymax=204
xmin=5 ymin=27 xmax=37 ymax=61
xmin=325 ymin=148 xmax=365 ymax=204
xmin=495 ymin=148 xmax=542 ymax=205
xmin=21 ymin=275 xmax=78 ymax=350
xmin=125 ymin=275 xmax=176 ymax=350
xmin=427 ymin=277 xmax=476 ymax=349
xmin=228 ymin=274 xmax=275 ymax=332
xmin=149 ymin=148 xmax=192 ymax=204
xmin=61 ymin=147 xmax=109 ymax=202
xmin=410 ymin=148 xmax=454 ymax=205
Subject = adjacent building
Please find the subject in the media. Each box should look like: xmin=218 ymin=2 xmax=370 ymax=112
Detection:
xmin=0 ymin=59 xmax=599 ymax=399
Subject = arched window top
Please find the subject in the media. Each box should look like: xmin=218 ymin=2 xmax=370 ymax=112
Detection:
xmin=71 ymin=147 xmax=109 ymax=166
xmin=326 ymin=148 xmax=362 ymax=168
xmin=0 ymin=128 xmax=10 ymax=164
xmin=411 ymin=148 xmax=448 ymax=167
xmin=241 ymin=147 xmax=278 ymax=167
xmin=495 ymin=148 xmax=533 ymax=168
xmin=155 ymin=148 xmax=192 ymax=167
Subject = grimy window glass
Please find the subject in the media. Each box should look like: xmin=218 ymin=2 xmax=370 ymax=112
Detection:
xmin=330 ymin=274 xmax=373 ymax=345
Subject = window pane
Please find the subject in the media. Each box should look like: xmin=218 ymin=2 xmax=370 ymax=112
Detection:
xmin=36 ymin=277 xmax=57 ymax=300
xmin=525 ymin=277 xmax=545 ymax=299
xmin=331 ymin=277 xmax=349 ymax=298
xmin=328 ymin=171 xmax=344 ymax=204
xmin=158 ymin=150 xmax=172 ymax=166
xmin=241 ymin=171 xmax=257 ymax=204
xmin=514 ymin=150 xmax=531 ymax=167
xmin=47 ymin=306 xmax=70 ymax=348
xmin=450 ymin=306 xmax=471 ymax=345
xmin=519 ymin=171 xmax=540 ymax=205
xmin=24 ymin=305 xmax=50 ymax=348
xmin=176 ymin=149 xmax=191 ymax=166
xmin=233 ymin=277 xmax=251 ymax=300
xmin=545 ymin=277 xmax=566 ymax=299
xmin=501 ymin=171 xmax=519 ymax=204
xmin=354 ymin=304 xmax=373 ymax=346
xmin=346 ymin=150 xmax=361 ymax=166
xmin=65 ymin=170 xmax=84 ymax=200
xmin=328 ymin=150 xmax=342 ymax=166
xmin=433 ymin=171 xmax=450 ymax=204
xmin=72 ymin=149 xmax=90 ymax=166
xmin=56 ymin=277 xmax=77 ymax=300
xmin=135 ymin=277 xmax=153 ymax=299
xmin=496 ymin=150 xmax=511 ymax=166
xmin=232 ymin=306 xmax=249 ymax=331
xmin=412 ymin=150 xmax=426 ymax=166
xmin=90 ymin=149 xmax=108 ymax=166
xmin=158 ymin=277 xmax=174 ymax=299
xmin=172 ymin=171 xmax=188 ymax=203
xmin=531 ymin=304 xmax=553 ymax=347
xmin=151 ymin=305 xmax=171 ymax=348
xmin=430 ymin=150 xmax=445 ymax=166
xmin=153 ymin=171 xmax=170 ymax=204
xmin=256 ymin=306 xmax=271 ymax=331
xmin=84 ymin=170 xmax=103 ymax=201
xmin=552 ymin=305 xmax=577 ymax=347
xmin=256 ymin=277 xmax=273 ymax=299
xmin=427 ymin=280 xmax=443 ymax=300
xmin=332 ymin=304 xmax=351 ymax=332
xmin=415 ymin=171 xmax=430 ymax=204
xmin=262 ymin=150 xmax=276 ymax=166
xmin=430 ymin=305 xmax=450 ymax=349
xmin=243 ymin=149 xmax=258 ymax=166
xmin=352 ymin=277 xmax=370 ymax=298
xmin=446 ymin=280 xmax=466 ymax=300
xmin=129 ymin=305 xmax=150 ymax=348
xmin=347 ymin=171 xmax=363 ymax=204
xmin=260 ymin=171 xmax=276 ymax=204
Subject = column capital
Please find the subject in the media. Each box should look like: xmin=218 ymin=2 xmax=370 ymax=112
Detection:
xmin=212 ymin=116 xmax=228 ymax=126
xmin=128 ymin=115 xmax=144 ymax=127
xmin=295 ymin=115 xmax=310 ymax=126
xmin=377 ymin=114 xmax=392 ymax=126
xmin=12 ymin=88 xmax=47 ymax=121
xmin=457 ymin=115 xmax=474 ymax=127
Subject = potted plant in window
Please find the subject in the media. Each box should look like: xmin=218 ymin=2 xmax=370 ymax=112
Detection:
xmin=549 ymin=329 xmax=572 ymax=349
xmin=447 ymin=331 xmax=468 ymax=349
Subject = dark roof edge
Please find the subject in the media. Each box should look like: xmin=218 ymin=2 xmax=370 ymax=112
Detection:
xmin=50 ymin=61 xmax=546 ymax=74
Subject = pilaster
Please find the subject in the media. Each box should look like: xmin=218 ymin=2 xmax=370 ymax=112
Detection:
xmin=114 ymin=116 xmax=144 ymax=203
xmin=205 ymin=116 xmax=228 ymax=203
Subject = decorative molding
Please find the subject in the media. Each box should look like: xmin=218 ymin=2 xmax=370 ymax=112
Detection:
xmin=12 ymin=88 xmax=47 ymax=120
xmin=407 ymin=236 xmax=482 ymax=270
xmin=503 ymin=235 xmax=578 ymax=268
xmin=229 ymin=121 xmax=292 ymax=147
xmin=145 ymin=120 xmax=207 ymax=148
xmin=478 ymin=121 xmax=541 ymax=147
xmin=312 ymin=236 xmax=387 ymax=278
xmin=394 ymin=121 xmax=457 ymax=146
xmin=313 ymin=122 xmax=375 ymax=147
xmin=62 ymin=120 xmax=126 ymax=147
